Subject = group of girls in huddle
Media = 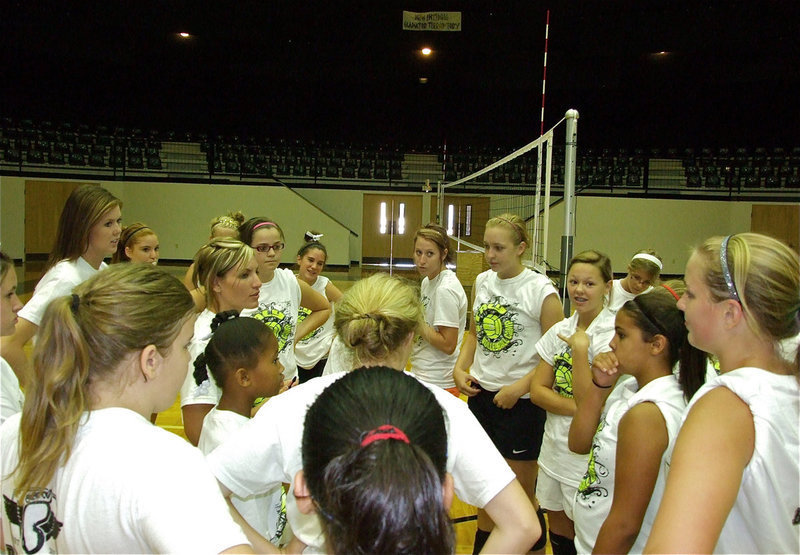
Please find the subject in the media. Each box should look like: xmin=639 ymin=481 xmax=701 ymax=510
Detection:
xmin=1 ymin=180 xmax=797 ymax=554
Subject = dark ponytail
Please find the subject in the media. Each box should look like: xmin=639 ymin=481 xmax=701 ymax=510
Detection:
xmin=622 ymin=284 xmax=707 ymax=401
xmin=302 ymin=367 xmax=454 ymax=554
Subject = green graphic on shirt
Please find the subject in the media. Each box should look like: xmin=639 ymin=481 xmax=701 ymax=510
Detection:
xmin=475 ymin=296 xmax=524 ymax=357
xmin=253 ymin=303 xmax=294 ymax=353
xmin=552 ymin=347 xmax=574 ymax=398
xmin=296 ymin=306 xmax=321 ymax=343
xmin=577 ymin=419 xmax=609 ymax=505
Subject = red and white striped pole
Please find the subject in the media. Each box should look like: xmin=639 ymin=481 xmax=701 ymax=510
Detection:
xmin=540 ymin=10 xmax=550 ymax=137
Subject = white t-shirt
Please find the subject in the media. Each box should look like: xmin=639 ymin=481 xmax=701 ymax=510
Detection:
xmin=199 ymin=408 xmax=287 ymax=544
xmin=410 ymin=269 xmax=468 ymax=389
xmin=295 ymin=275 xmax=336 ymax=369
xmin=1 ymin=408 xmax=247 ymax=553
xmin=242 ymin=268 xmax=301 ymax=381
xmin=573 ymin=374 xmax=687 ymax=554
xmin=18 ymin=258 xmax=107 ymax=327
xmin=683 ymin=367 xmax=800 ymax=554
xmin=535 ymin=309 xmax=616 ymax=486
xmin=207 ymin=370 xmax=516 ymax=550
xmin=0 ymin=356 xmax=24 ymax=425
xmin=607 ymin=279 xmax=653 ymax=314
xmin=180 ymin=308 xmax=221 ymax=407
xmin=322 ymin=335 xmax=353 ymax=376
xmin=471 ymin=268 xmax=560 ymax=393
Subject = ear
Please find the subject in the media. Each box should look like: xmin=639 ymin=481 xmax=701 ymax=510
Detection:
xmin=604 ymin=279 xmax=613 ymax=294
xmin=235 ymin=367 xmax=250 ymax=387
xmin=296 ymin=255 xmax=302 ymax=265
xmin=516 ymin=241 xmax=527 ymax=257
xmin=293 ymin=470 xmax=316 ymax=515
xmin=212 ymin=275 xmax=222 ymax=293
xmin=442 ymin=472 xmax=455 ymax=511
xmin=124 ymin=246 xmax=134 ymax=258
xmin=138 ymin=344 xmax=160 ymax=383
xmin=441 ymin=248 xmax=448 ymax=263
xmin=649 ymin=334 xmax=668 ymax=356
xmin=722 ymin=299 xmax=745 ymax=330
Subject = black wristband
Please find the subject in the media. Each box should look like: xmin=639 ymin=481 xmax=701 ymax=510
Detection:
xmin=592 ymin=378 xmax=613 ymax=389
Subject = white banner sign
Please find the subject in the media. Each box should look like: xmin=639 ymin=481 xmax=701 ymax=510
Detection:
xmin=402 ymin=11 xmax=462 ymax=31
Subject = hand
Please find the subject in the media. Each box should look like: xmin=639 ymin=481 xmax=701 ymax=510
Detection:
xmin=591 ymin=351 xmax=619 ymax=388
xmin=493 ymin=384 xmax=520 ymax=409
xmin=557 ymin=328 xmax=590 ymax=353
xmin=454 ymin=367 xmax=480 ymax=397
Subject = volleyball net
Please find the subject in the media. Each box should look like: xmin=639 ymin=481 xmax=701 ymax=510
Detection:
xmin=437 ymin=114 xmax=571 ymax=274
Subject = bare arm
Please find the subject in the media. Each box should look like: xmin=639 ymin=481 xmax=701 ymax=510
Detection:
xmin=224 ymin=498 xmax=277 ymax=554
xmin=295 ymin=280 xmax=331 ymax=341
xmin=569 ymin=352 xmax=618 ymax=454
xmin=0 ymin=318 xmax=38 ymax=383
xmin=540 ymin=292 xmax=565 ymax=334
xmin=418 ymin=323 xmax=460 ymax=355
xmin=593 ymin=402 xmax=668 ymax=554
xmin=453 ymin=281 xmax=479 ymax=396
xmin=530 ymin=359 xmax=576 ymax=416
xmin=481 ymin=479 xmax=541 ymax=554
xmin=182 ymin=403 xmax=214 ymax=446
xmin=324 ymin=281 xmax=343 ymax=304
xmin=644 ymin=387 xmax=754 ymax=553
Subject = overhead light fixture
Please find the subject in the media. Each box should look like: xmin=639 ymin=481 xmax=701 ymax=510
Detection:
xmin=421 ymin=47 xmax=432 ymax=56
xmin=419 ymin=77 xmax=429 ymax=84
xmin=178 ymin=32 xmax=191 ymax=38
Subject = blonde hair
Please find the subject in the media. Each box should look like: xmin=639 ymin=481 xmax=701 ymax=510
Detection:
xmin=210 ymin=211 xmax=245 ymax=237
xmin=334 ymin=273 xmax=423 ymax=367
xmin=192 ymin=238 xmax=255 ymax=309
xmin=112 ymin=222 xmax=156 ymax=264
xmin=486 ymin=213 xmax=530 ymax=254
xmin=413 ymin=223 xmax=454 ymax=265
xmin=48 ymin=184 xmax=122 ymax=270
xmin=695 ymin=233 xmax=800 ymax=358
xmin=629 ymin=248 xmax=663 ymax=280
xmin=13 ymin=264 xmax=194 ymax=499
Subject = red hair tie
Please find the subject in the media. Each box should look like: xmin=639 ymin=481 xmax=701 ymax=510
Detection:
xmin=360 ymin=425 xmax=410 ymax=447
xmin=662 ymin=284 xmax=680 ymax=301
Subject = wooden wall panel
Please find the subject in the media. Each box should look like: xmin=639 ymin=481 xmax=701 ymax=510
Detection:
xmin=751 ymin=204 xmax=799 ymax=254
xmin=24 ymin=181 xmax=88 ymax=255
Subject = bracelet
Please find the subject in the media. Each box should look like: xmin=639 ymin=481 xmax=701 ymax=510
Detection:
xmin=592 ymin=378 xmax=613 ymax=389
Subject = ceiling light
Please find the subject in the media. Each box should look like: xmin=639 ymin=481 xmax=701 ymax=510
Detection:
xmin=178 ymin=32 xmax=191 ymax=38
xmin=421 ymin=47 xmax=432 ymax=56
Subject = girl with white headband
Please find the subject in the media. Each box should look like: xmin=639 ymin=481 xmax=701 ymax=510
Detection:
xmin=608 ymin=249 xmax=663 ymax=313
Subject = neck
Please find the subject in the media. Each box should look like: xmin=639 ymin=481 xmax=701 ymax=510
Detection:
xmin=359 ymin=349 xmax=410 ymax=372
xmin=498 ymin=263 xmax=524 ymax=280
xmin=577 ymin=305 xmax=603 ymax=329
xmin=299 ymin=273 xmax=317 ymax=286
xmin=88 ymin=363 xmax=152 ymax=419
xmin=633 ymin=359 xmax=672 ymax=389
xmin=216 ymin=391 xmax=254 ymax=419
xmin=620 ymin=277 xmax=633 ymax=294
xmin=258 ymin=267 xmax=275 ymax=283
xmin=81 ymin=251 xmax=105 ymax=270
xmin=427 ymin=267 xmax=443 ymax=280
xmin=717 ymin=333 xmax=795 ymax=376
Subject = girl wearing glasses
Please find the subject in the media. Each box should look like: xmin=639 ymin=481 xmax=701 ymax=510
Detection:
xmin=239 ymin=218 xmax=331 ymax=382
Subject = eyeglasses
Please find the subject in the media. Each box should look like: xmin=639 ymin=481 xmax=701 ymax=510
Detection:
xmin=254 ymin=242 xmax=285 ymax=253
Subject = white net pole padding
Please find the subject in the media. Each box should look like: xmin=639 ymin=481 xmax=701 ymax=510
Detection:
xmin=560 ymin=109 xmax=579 ymax=315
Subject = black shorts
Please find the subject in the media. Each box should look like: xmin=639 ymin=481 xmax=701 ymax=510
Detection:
xmin=468 ymin=385 xmax=546 ymax=461
xmin=298 ymin=358 xmax=327 ymax=384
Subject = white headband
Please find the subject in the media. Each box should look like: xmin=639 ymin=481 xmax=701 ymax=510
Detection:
xmin=632 ymin=253 xmax=663 ymax=269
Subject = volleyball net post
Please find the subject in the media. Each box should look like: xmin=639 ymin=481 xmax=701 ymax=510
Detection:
xmin=439 ymin=108 xmax=579 ymax=284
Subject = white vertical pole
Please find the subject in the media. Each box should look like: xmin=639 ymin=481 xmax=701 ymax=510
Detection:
xmin=561 ymin=109 xmax=579 ymax=315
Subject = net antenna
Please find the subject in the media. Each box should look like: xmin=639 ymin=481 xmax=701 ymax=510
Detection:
xmin=437 ymin=110 xmax=576 ymax=276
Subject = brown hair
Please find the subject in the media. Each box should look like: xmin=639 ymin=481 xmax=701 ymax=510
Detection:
xmin=238 ymin=217 xmax=285 ymax=246
xmin=569 ymin=249 xmax=613 ymax=284
xmin=628 ymin=249 xmax=663 ymax=280
xmin=413 ymin=223 xmax=454 ymax=265
xmin=48 ymin=184 xmax=122 ymax=269
xmin=0 ymin=250 xmax=12 ymax=281
xmin=112 ymin=222 xmax=156 ymax=264
xmin=210 ymin=211 xmax=245 ymax=238
xmin=13 ymin=264 xmax=194 ymax=499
